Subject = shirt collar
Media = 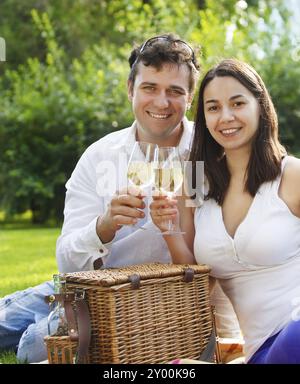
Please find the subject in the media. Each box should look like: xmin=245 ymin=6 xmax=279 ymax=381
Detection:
xmin=178 ymin=116 xmax=194 ymax=160
xmin=113 ymin=116 xmax=194 ymax=158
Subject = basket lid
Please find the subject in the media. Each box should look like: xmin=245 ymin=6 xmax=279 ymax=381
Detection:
xmin=63 ymin=263 xmax=211 ymax=287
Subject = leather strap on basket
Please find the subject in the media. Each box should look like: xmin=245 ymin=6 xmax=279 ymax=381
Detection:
xmin=199 ymin=306 xmax=221 ymax=363
xmin=74 ymin=292 xmax=91 ymax=364
xmin=183 ymin=268 xmax=194 ymax=283
xmin=64 ymin=295 xmax=79 ymax=341
xmin=45 ymin=293 xmax=78 ymax=341
xmin=45 ymin=291 xmax=91 ymax=364
xmin=199 ymin=328 xmax=216 ymax=363
xmin=129 ymin=274 xmax=141 ymax=289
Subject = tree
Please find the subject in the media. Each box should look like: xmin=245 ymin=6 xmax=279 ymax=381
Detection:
xmin=0 ymin=11 xmax=131 ymax=222
xmin=191 ymin=0 xmax=300 ymax=153
xmin=0 ymin=0 xmax=299 ymax=223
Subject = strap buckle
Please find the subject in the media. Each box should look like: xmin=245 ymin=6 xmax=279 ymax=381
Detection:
xmin=74 ymin=289 xmax=85 ymax=301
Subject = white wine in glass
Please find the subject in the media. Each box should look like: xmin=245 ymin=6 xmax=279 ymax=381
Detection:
xmin=155 ymin=146 xmax=185 ymax=235
xmin=155 ymin=168 xmax=183 ymax=196
xmin=127 ymin=162 xmax=154 ymax=190
xmin=127 ymin=142 xmax=158 ymax=229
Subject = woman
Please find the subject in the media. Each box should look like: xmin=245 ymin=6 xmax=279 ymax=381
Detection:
xmin=150 ymin=59 xmax=300 ymax=364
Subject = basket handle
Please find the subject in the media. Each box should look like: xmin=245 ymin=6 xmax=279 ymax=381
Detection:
xmin=127 ymin=269 xmax=195 ymax=287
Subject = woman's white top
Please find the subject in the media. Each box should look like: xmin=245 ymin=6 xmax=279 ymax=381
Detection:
xmin=194 ymin=156 xmax=300 ymax=362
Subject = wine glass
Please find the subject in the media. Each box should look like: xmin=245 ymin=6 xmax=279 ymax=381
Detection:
xmin=154 ymin=146 xmax=185 ymax=235
xmin=127 ymin=141 xmax=158 ymax=229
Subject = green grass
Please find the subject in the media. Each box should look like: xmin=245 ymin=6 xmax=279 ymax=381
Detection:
xmin=0 ymin=350 xmax=21 ymax=364
xmin=0 ymin=221 xmax=60 ymax=363
xmin=0 ymin=225 xmax=60 ymax=296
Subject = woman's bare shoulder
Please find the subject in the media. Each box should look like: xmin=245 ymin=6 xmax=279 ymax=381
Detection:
xmin=283 ymin=156 xmax=300 ymax=209
xmin=285 ymin=155 xmax=300 ymax=179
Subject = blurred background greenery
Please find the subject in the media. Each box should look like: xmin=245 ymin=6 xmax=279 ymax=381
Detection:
xmin=0 ymin=0 xmax=300 ymax=225
xmin=1 ymin=1 xmax=299 ymax=362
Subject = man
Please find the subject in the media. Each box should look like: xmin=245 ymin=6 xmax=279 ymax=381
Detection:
xmin=56 ymin=34 xmax=198 ymax=273
xmin=0 ymin=34 xmax=240 ymax=363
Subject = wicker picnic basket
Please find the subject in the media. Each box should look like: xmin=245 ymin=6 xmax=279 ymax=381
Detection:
xmin=44 ymin=262 xmax=213 ymax=364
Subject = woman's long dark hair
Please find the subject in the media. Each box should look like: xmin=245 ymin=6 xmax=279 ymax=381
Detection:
xmin=190 ymin=59 xmax=286 ymax=205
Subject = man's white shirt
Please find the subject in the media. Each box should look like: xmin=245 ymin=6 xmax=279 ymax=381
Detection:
xmin=56 ymin=117 xmax=193 ymax=272
xmin=56 ymin=117 xmax=241 ymax=339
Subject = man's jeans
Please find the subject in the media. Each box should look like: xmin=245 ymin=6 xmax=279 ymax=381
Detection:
xmin=0 ymin=281 xmax=54 ymax=363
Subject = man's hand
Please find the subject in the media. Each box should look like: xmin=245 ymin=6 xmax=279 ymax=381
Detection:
xmin=96 ymin=186 xmax=146 ymax=243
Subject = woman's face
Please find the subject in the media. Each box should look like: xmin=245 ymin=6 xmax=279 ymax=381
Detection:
xmin=203 ymin=76 xmax=260 ymax=153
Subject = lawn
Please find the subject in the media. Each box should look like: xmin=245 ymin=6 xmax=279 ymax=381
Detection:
xmin=0 ymin=225 xmax=60 ymax=296
xmin=0 ymin=222 xmax=60 ymax=363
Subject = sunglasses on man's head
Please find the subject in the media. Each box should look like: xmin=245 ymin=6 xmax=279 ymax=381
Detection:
xmin=134 ymin=36 xmax=197 ymax=67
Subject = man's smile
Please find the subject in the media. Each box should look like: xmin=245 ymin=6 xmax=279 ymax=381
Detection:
xmin=147 ymin=111 xmax=172 ymax=119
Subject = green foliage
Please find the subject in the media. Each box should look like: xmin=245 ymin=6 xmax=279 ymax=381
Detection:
xmin=0 ymin=0 xmax=200 ymax=70
xmin=0 ymin=0 xmax=46 ymax=68
xmin=0 ymin=11 xmax=132 ymax=222
xmin=0 ymin=0 xmax=299 ymax=222
xmin=192 ymin=0 xmax=300 ymax=154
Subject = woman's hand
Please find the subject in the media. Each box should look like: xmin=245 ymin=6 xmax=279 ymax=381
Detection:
xmin=150 ymin=195 xmax=179 ymax=233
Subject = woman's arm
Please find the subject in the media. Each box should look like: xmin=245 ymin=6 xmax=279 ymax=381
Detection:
xmin=280 ymin=156 xmax=300 ymax=218
xmin=150 ymin=195 xmax=196 ymax=264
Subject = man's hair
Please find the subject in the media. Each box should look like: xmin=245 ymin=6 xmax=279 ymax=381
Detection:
xmin=189 ymin=58 xmax=287 ymax=205
xmin=128 ymin=33 xmax=200 ymax=94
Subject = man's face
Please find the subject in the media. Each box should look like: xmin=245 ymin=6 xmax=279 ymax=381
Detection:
xmin=128 ymin=63 xmax=192 ymax=145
